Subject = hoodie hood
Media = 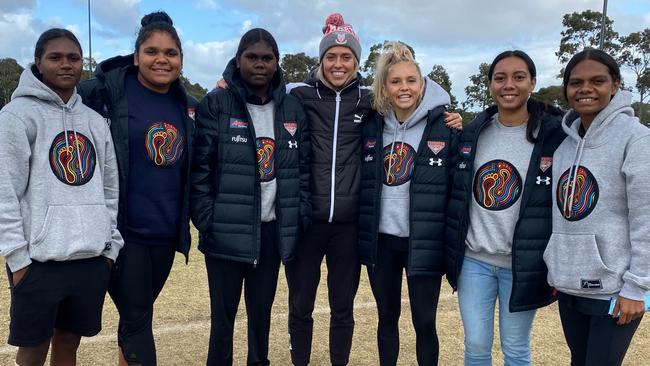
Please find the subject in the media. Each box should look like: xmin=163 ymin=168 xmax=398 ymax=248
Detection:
xmin=377 ymin=77 xmax=450 ymax=238
xmin=12 ymin=64 xmax=82 ymax=109
xmin=383 ymin=77 xmax=449 ymax=158
xmin=562 ymin=90 xmax=635 ymax=147
xmin=222 ymin=57 xmax=286 ymax=104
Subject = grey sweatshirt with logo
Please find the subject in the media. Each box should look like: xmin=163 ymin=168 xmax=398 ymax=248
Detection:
xmin=0 ymin=66 xmax=123 ymax=272
xmin=544 ymin=90 xmax=650 ymax=301
xmin=378 ymin=77 xmax=449 ymax=237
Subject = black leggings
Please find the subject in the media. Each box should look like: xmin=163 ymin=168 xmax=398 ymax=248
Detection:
xmin=557 ymin=292 xmax=642 ymax=366
xmin=367 ymin=234 xmax=442 ymax=366
xmin=204 ymin=222 xmax=280 ymax=366
xmin=285 ymin=221 xmax=361 ymax=366
xmin=109 ymin=242 xmax=176 ymax=366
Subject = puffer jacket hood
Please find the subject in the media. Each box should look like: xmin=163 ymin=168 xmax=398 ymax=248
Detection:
xmin=222 ymin=57 xmax=286 ymax=104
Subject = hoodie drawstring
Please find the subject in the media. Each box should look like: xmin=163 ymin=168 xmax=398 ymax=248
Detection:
xmin=61 ymin=105 xmax=85 ymax=179
xmin=562 ymin=138 xmax=586 ymax=218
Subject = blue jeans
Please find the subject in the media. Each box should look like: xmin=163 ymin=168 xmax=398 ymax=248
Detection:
xmin=457 ymin=257 xmax=536 ymax=366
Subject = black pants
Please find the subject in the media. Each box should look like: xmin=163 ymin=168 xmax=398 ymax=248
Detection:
xmin=557 ymin=292 xmax=642 ymax=366
xmin=367 ymin=234 xmax=442 ymax=366
xmin=109 ymin=242 xmax=176 ymax=366
xmin=205 ymin=222 xmax=280 ymax=366
xmin=285 ymin=221 xmax=361 ymax=366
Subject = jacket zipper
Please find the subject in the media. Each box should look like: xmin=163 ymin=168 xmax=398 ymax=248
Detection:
xmin=328 ymin=92 xmax=342 ymax=223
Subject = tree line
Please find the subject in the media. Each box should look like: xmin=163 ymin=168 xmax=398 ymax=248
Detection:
xmin=1 ymin=11 xmax=648 ymax=124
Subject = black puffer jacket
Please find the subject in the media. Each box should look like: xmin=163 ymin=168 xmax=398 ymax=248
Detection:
xmin=288 ymin=71 xmax=373 ymax=223
xmin=78 ymin=55 xmax=195 ymax=259
xmin=190 ymin=58 xmax=310 ymax=264
xmin=359 ymin=106 xmax=458 ymax=276
xmin=445 ymin=99 xmax=566 ymax=312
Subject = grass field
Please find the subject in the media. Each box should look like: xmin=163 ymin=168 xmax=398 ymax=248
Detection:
xmin=0 ymin=230 xmax=648 ymax=365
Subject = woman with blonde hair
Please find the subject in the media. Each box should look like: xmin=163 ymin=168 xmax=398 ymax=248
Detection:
xmin=358 ymin=42 xmax=458 ymax=365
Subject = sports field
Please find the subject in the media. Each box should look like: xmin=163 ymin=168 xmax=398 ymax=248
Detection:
xmin=1 ymin=229 xmax=648 ymax=365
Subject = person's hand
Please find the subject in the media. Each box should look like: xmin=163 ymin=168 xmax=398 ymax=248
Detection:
xmin=612 ymin=296 xmax=645 ymax=325
xmin=444 ymin=112 xmax=463 ymax=130
xmin=12 ymin=266 xmax=29 ymax=286
xmin=215 ymin=78 xmax=229 ymax=90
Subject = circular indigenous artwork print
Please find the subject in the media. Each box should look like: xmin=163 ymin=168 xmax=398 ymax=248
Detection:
xmin=473 ymin=159 xmax=523 ymax=211
xmin=383 ymin=142 xmax=416 ymax=186
xmin=49 ymin=131 xmax=96 ymax=186
xmin=145 ymin=122 xmax=185 ymax=167
xmin=256 ymin=137 xmax=276 ymax=182
xmin=556 ymin=166 xmax=599 ymax=221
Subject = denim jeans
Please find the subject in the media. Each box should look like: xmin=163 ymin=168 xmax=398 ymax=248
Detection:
xmin=457 ymin=256 xmax=536 ymax=366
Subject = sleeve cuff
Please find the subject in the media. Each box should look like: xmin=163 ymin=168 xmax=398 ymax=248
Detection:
xmin=619 ymin=282 xmax=646 ymax=302
xmin=5 ymin=247 xmax=32 ymax=272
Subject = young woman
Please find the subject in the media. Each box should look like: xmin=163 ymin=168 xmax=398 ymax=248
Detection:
xmin=0 ymin=28 xmax=122 ymax=366
xmin=78 ymin=12 xmax=194 ymax=366
xmin=445 ymin=50 xmax=566 ymax=365
xmin=190 ymin=28 xmax=310 ymax=366
xmin=358 ymin=42 xmax=456 ymax=366
xmin=544 ymin=49 xmax=650 ymax=366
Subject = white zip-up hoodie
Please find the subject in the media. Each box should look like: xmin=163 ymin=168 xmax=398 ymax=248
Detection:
xmin=0 ymin=65 xmax=123 ymax=272
xmin=544 ymin=90 xmax=650 ymax=301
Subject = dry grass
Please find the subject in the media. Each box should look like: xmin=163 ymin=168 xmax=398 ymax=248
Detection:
xmin=0 ymin=230 xmax=648 ymax=365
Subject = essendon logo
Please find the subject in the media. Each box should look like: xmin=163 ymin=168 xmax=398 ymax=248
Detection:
xmin=284 ymin=122 xmax=298 ymax=136
xmin=427 ymin=141 xmax=445 ymax=155
xmin=187 ymin=107 xmax=196 ymax=120
xmin=229 ymin=118 xmax=248 ymax=129
xmin=540 ymin=157 xmax=553 ymax=173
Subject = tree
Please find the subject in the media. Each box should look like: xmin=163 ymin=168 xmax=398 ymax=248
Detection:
xmin=620 ymin=29 xmax=650 ymax=120
xmin=463 ymin=62 xmax=492 ymax=111
xmin=81 ymin=57 xmax=97 ymax=80
xmin=179 ymin=74 xmax=208 ymax=101
xmin=532 ymin=85 xmax=569 ymax=111
xmin=361 ymin=40 xmax=415 ymax=85
xmin=0 ymin=58 xmax=24 ymax=108
xmin=556 ymin=10 xmax=620 ymax=72
xmin=280 ymin=52 xmax=318 ymax=83
xmin=427 ymin=64 xmax=458 ymax=110
xmin=632 ymin=102 xmax=650 ymax=126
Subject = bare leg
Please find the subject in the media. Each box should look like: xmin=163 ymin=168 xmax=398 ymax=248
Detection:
xmin=50 ymin=329 xmax=81 ymax=366
xmin=16 ymin=339 xmax=50 ymax=366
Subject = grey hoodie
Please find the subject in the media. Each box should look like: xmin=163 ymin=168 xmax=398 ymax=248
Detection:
xmin=544 ymin=90 xmax=650 ymax=301
xmin=0 ymin=66 xmax=123 ymax=272
xmin=378 ymin=77 xmax=450 ymax=237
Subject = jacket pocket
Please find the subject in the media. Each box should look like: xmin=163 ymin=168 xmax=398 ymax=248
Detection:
xmin=543 ymin=232 xmax=620 ymax=293
xmin=30 ymin=204 xmax=112 ymax=261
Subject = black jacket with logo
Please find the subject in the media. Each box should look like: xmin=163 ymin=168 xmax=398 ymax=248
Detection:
xmin=359 ymin=106 xmax=458 ymax=276
xmin=78 ymin=55 xmax=195 ymax=259
xmin=288 ymin=71 xmax=373 ymax=223
xmin=190 ymin=58 xmax=310 ymax=264
xmin=445 ymin=99 xmax=566 ymax=312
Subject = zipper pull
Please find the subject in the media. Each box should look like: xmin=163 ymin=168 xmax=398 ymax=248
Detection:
xmin=253 ymin=259 xmax=258 ymax=268
xmin=336 ymin=94 xmax=341 ymax=103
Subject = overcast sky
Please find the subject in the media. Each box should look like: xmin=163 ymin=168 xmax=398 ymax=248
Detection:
xmin=1 ymin=0 xmax=648 ymax=106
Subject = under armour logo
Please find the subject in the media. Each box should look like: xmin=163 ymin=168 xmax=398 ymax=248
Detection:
xmin=458 ymin=162 xmax=467 ymax=169
xmin=536 ymin=176 xmax=551 ymax=185
xmin=354 ymin=114 xmax=364 ymax=123
xmin=288 ymin=140 xmax=298 ymax=149
xmin=429 ymin=158 xmax=443 ymax=166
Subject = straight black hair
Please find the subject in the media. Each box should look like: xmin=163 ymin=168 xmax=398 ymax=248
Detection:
xmin=135 ymin=11 xmax=182 ymax=54
xmin=34 ymin=28 xmax=82 ymax=59
xmin=488 ymin=50 xmax=537 ymax=80
xmin=488 ymin=50 xmax=539 ymax=143
xmin=562 ymin=48 xmax=621 ymax=100
xmin=235 ymin=28 xmax=280 ymax=61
